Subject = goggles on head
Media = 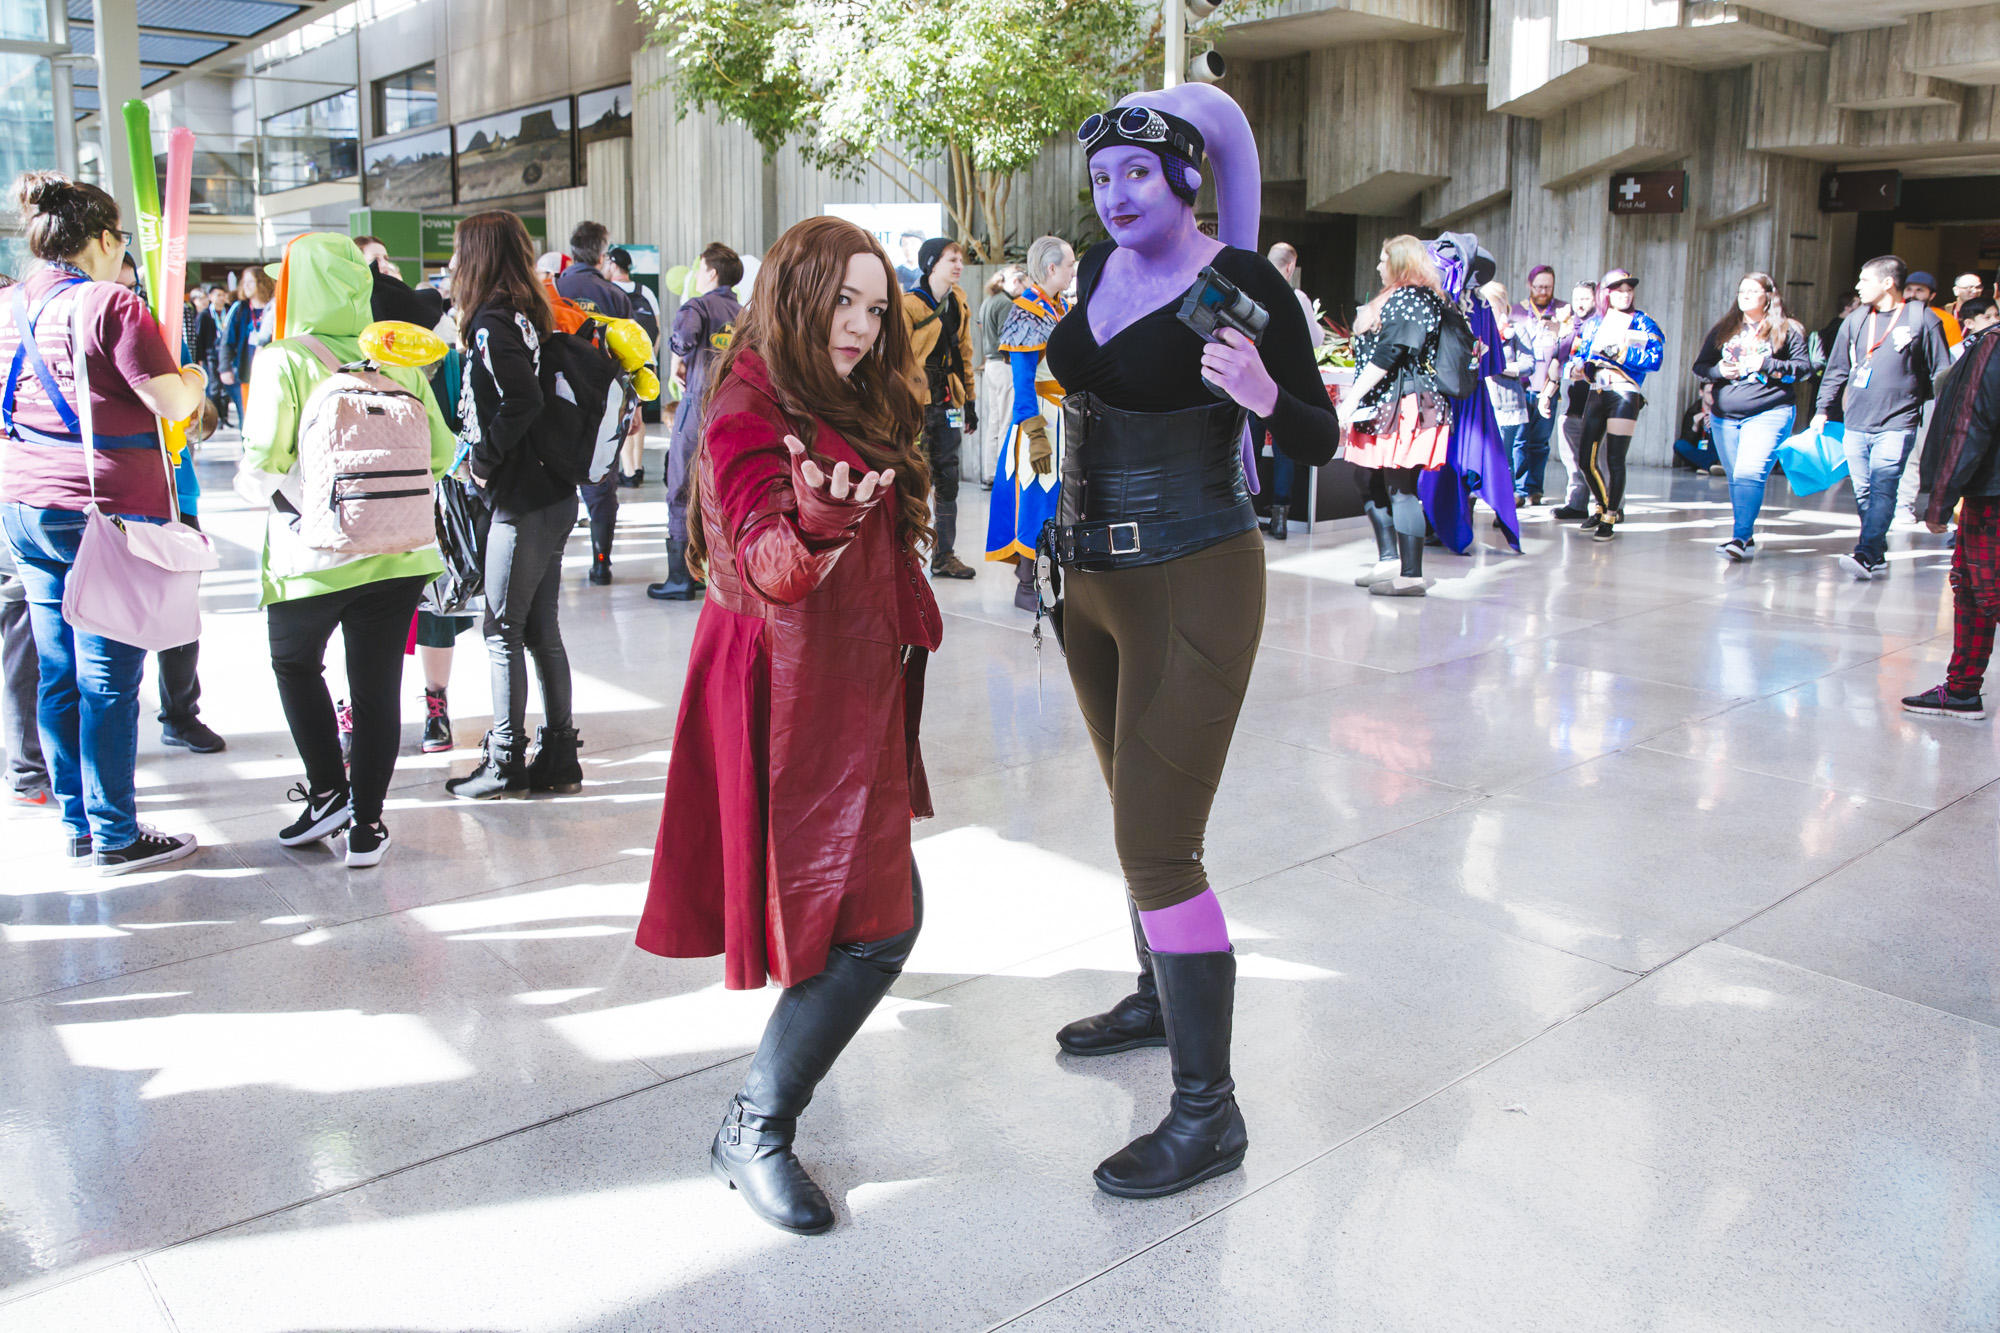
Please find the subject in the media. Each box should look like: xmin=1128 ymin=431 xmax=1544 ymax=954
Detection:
xmin=1076 ymin=105 xmax=1204 ymax=163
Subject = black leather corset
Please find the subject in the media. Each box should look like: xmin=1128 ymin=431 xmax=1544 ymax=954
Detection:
xmin=1054 ymin=392 xmax=1257 ymax=570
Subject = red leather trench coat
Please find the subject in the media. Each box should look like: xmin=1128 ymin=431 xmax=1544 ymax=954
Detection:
xmin=636 ymin=350 xmax=944 ymax=989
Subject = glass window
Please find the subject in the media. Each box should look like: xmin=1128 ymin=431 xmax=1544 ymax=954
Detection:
xmin=455 ymin=98 xmax=570 ymax=203
xmin=374 ymin=63 xmax=437 ymax=139
xmin=1 ymin=0 xmax=48 ymax=43
xmin=260 ymin=89 xmax=359 ymax=193
xmin=0 ymin=52 xmax=55 ymax=279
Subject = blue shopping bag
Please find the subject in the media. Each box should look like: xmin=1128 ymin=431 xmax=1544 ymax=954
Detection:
xmin=1774 ymin=421 xmax=1848 ymax=496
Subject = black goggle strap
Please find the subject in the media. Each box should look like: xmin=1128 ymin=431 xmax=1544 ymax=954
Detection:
xmin=1076 ymin=107 xmax=1200 ymax=163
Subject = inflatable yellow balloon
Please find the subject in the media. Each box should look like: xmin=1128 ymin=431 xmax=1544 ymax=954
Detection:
xmin=595 ymin=316 xmax=654 ymax=372
xmin=360 ymin=320 xmax=448 ymax=368
xmin=631 ymin=366 xmax=661 ymax=402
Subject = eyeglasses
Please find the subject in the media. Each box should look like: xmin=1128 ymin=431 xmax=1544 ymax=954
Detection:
xmin=1607 ymin=281 xmax=1637 ymax=291
xmin=1076 ymin=106 xmax=1200 ymax=162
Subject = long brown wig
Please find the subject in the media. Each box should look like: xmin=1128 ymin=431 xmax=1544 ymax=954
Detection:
xmin=688 ymin=216 xmax=931 ymax=573
xmin=451 ymin=211 xmax=554 ymax=334
xmin=1704 ymin=271 xmax=1797 ymax=353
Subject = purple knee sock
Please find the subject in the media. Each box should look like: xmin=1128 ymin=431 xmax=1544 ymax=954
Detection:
xmin=1138 ymin=889 xmax=1230 ymax=953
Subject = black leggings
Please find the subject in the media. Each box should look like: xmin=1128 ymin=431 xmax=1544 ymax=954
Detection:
xmin=1063 ymin=529 xmax=1265 ymax=912
xmin=267 ymin=574 xmax=427 ymax=824
xmin=1578 ymin=387 xmax=1645 ymax=518
xmin=1363 ymin=467 xmax=1425 ymax=575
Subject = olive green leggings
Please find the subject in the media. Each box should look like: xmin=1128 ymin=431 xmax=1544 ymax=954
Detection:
xmin=1063 ymin=528 xmax=1266 ymax=912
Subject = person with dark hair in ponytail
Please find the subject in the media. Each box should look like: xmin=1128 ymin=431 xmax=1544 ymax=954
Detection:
xmin=0 ymin=172 xmax=210 ymax=875
xmin=635 ymin=215 xmax=941 ymax=1236
xmin=1044 ymin=86 xmax=1338 ymax=1200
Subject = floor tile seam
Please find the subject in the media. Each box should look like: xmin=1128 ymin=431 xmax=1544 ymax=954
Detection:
xmin=1624 ymin=738 xmax=1972 ymax=814
xmin=1701 ymin=938 xmax=2000 ymax=1037
xmin=137 ymin=1257 xmax=184 ymax=1333
xmin=985 ymin=961 xmax=1657 ymax=1331
xmin=1298 ymin=860 xmax=1645 ymax=979
xmin=50 ymin=1067 xmax=729 ymax=1289
xmin=1224 ymin=728 xmax=1487 ymax=803
xmin=0 ymin=902 xmax=317 ymax=1012
xmin=1492 ymin=641 xmax=1759 ymax=701
xmin=258 ymin=846 xmax=647 ymax=933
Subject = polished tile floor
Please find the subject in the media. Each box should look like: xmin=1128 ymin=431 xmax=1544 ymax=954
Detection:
xmin=2 ymin=440 xmax=1996 ymax=1332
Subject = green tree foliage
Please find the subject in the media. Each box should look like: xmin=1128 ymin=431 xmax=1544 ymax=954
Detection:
xmin=641 ymin=0 xmax=1163 ymax=261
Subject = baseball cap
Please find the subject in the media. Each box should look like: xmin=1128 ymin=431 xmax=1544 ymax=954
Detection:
xmin=606 ymin=247 xmax=632 ymax=270
xmin=1907 ymin=270 xmax=1938 ymax=289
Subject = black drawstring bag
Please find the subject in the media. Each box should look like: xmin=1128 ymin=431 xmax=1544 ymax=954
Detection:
xmin=424 ymin=470 xmax=490 ymax=615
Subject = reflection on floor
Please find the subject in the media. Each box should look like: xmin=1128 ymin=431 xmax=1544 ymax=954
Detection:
xmin=2 ymin=445 xmax=1996 ymax=1332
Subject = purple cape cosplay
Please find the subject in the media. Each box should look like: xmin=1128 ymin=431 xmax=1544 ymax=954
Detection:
xmin=1417 ymin=232 xmax=1521 ymax=553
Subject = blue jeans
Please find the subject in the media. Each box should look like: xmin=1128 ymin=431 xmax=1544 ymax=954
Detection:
xmin=1272 ymin=451 xmax=1299 ymax=514
xmin=1674 ymin=436 xmax=1719 ymax=470
xmin=1511 ymin=408 xmax=1553 ymax=497
xmin=0 ymin=503 xmax=146 ymax=847
xmin=1712 ymin=405 xmax=1796 ymax=543
xmin=1843 ymin=428 xmax=1917 ymax=564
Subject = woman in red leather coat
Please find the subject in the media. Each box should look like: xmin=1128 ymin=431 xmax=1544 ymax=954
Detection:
xmin=635 ymin=216 xmax=941 ymax=1236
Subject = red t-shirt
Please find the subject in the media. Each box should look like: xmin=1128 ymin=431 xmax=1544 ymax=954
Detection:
xmin=0 ymin=268 xmax=178 ymax=519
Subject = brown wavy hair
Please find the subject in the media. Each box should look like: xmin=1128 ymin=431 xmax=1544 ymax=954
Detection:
xmin=1703 ymin=271 xmax=1798 ymax=354
xmin=450 ymin=211 xmax=553 ymax=334
xmin=688 ymin=216 xmax=931 ymax=573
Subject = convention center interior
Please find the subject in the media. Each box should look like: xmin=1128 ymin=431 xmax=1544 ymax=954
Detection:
xmin=3 ymin=0 xmax=2000 ymax=1326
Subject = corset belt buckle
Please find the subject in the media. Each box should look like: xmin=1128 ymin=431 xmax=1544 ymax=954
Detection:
xmin=1107 ymin=522 xmax=1142 ymax=555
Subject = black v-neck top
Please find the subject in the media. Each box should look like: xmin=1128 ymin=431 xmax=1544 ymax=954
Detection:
xmin=1046 ymin=241 xmax=1340 ymax=466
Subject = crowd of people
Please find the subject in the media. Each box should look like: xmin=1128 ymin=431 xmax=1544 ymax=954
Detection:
xmin=7 ymin=108 xmax=2000 ymax=1238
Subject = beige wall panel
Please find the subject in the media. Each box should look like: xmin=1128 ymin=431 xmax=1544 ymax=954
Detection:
xmin=1555 ymin=0 xmax=1681 ymax=44
xmin=1305 ymin=42 xmax=1449 ymax=214
xmin=1904 ymin=4 xmax=2000 ymax=86
xmin=1421 ymin=95 xmax=1512 ymax=226
xmin=1540 ymin=66 xmax=1696 ymax=188
xmin=587 ymin=138 xmax=633 ymax=240
xmin=630 ymin=49 xmax=764 ymax=266
xmin=1746 ymin=53 xmax=1843 ymax=153
xmin=543 ymin=185 xmax=590 ymax=255
xmin=1696 ymin=68 xmax=1769 ymax=225
xmin=1827 ymin=26 xmax=1957 ymax=110
xmin=1488 ymin=0 xmax=1638 ymax=116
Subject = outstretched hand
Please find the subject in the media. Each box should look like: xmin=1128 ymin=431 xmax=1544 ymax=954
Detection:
xmin=1200 ymin=328 xmax=1280 ymax=418
xmin=785 ymin=434 xmax=893 ymax=504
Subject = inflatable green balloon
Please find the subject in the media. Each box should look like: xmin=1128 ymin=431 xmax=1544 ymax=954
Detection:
xmin=663 ymin=264 xmax=691 ymax=297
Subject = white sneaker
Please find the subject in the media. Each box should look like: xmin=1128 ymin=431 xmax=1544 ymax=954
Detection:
xmin=1708 ymin=464 xmax=1727 ymax=477
xmin=1354 ymin=559 xmax=1398 ymax=587
xmin=1837 ymin=553 xmax=1881 ymax=581
xmin=95 ymin=827 xmax=198 ymax=877
xmin=1369 ymin=575 xmax=1429 ymax=597
xmin=345 ymin=820 xmax=390 ymax=869
xmin=1717 ymin=538 xmax=1755 ymax=561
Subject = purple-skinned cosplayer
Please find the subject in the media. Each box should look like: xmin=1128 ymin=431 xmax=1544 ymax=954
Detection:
xmin=1040 ymin=83 xmax=1339 ymax=1201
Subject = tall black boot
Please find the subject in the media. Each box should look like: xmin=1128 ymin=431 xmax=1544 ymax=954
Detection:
xmin=1396 ymin=527 xmax=1425 ymax=579
xmin=647 ymin=538 xmax=705 ymax=601
xmin=1056 ymin=899 xmax=1166 ymax=1055
xmin=711 ymin=948 xmax=900 ymax=1235
xmin=1363 ymin=499 xmax=1395 ymax=562
xmin=1092 ymin=949 xmax=1247 ymax=1199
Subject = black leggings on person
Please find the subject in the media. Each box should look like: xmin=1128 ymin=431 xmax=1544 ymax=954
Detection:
xmin=1062 ymin=529 xmax=1265 ymax=912
xmin=267 ymin=574 xmax=428 ymax=825
xmin=1363 ymin=466 xmax=1425 ymax=575
xmin=1578 ymin=386 xmax=1645 ymax=519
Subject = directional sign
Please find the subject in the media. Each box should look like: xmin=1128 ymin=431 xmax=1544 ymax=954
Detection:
xmin=1819 ymin=170 xmax=1901 ymax=213
xmin=1610 ymin=170 xmax=1686 ymax=215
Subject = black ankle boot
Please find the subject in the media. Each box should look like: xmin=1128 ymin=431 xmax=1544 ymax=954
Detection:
xmin=1057 ymin=901 xmax=1166 ymax=1055
xmin=1092 ymin=948 xmax=1247 ymax=1198
xmin=647 ymin=538 xmax=706 ymax=601
xmin=1395 ymin=528 xmax=1425 ymax=580
xmin=444 ymin=731 xmax=526 ymax=800
xmin=526 ymin=725 xmax=582 ymax=793
xmin=711 ymin=948 xmax=901 ymax=1234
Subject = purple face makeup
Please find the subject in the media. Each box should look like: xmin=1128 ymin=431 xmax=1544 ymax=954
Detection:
xmin=1089 ymin=146 xmax=1191 ymax=258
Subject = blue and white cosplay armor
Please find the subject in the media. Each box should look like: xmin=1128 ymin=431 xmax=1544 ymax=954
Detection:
xmin=984 ymin=284 xmax=1069 ymax=564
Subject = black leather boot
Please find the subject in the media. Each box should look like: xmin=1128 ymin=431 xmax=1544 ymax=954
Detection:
xmin=647 ymin=538 xmax=705 ymax=601
xmin=444 ymin=731 xmax=526 ymax=800
xmin=1396 ymin=527 xmax=1425 ymax=579
xmin=710 ymin=947 xmax=901 ymax=1235
xmin=1363 ymin=498 xmax=1395 ymax=563
xmin=526 ymin=725 xmax=582 ymax=794
xmin=1092 ymin=948 xmax=1247 ymax=1199
xmin=1057 ymin=900 xmax=1166 ymax=1055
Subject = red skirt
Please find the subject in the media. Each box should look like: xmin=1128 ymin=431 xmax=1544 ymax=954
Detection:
xmin=1341 ymin=392 xmax=1450 ymax=471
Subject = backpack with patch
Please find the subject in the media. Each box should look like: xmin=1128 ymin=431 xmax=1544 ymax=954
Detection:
xmin=513 ymin=313 xmax=632 ymax=486
xmin=1430 ymin=298 xmax=1481 ymax=400
xmin=291 ymin=334 xmax=437 ymax=553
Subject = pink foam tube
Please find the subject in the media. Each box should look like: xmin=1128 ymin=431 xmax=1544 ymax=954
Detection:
xmin=157 ymin=127 xmax=194 ymax=363
xmin=1139 ymin=888 xmax=1232 ymax=953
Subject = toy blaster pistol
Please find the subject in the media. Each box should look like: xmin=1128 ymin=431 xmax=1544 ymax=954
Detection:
xmin=1176 ymin=266 xmax=1270 ymax=400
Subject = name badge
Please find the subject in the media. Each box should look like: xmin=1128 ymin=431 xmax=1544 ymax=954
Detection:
xmin=946 ymin=409 xmax=964 ymax=430
xmin=1855 ymin=364 xmax=1872 ymax=390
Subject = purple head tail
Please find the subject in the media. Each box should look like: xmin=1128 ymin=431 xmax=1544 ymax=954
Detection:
xmin=1119 ymin=84 xmax=1261 ymax=252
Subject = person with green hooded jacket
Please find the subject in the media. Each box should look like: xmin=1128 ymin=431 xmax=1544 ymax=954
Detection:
xmin=233 ymin=232 xmax=456 ymax=868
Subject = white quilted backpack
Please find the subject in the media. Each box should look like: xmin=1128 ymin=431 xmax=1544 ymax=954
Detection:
xmin=291 ymin=334 xmax=436 ymax=553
